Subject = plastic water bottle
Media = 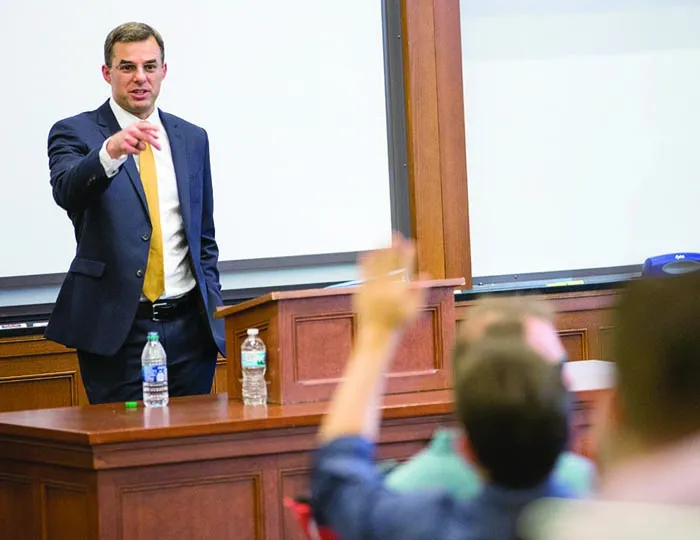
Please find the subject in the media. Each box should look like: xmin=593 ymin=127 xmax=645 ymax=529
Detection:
xmin=241 ymin=328 xmax=267 ymax=405
xmin=142 ymin=331 xmax=169 ymax=407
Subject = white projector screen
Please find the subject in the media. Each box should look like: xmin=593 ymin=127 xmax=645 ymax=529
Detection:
xmin=461 ymin=0 xmax=700 ymax=279
xmin=0 ymin=1 xmax=392 ymax=280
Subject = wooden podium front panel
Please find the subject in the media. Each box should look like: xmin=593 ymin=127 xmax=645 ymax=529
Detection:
xmin=392 ymin=307 xmax=444 ymax=379
xmin=221 ymin=280 xmax=462 ymax=405
xmin=278 ymin=294 xmax=353 ymax=404
xmin=277 ymin=286 xmax=455 ymax=404
xmin=291 ymin=308 xmax=355 ymax=382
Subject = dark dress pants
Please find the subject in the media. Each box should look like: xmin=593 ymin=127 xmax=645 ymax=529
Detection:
xmin=77 ymin=301 xmax=218 ymax=405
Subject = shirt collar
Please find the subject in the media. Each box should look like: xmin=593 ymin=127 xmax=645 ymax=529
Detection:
xmin=109 ymin=97 xmax=162 ymax=130
xmin=478 ymin=475 xmax=571 ymax=509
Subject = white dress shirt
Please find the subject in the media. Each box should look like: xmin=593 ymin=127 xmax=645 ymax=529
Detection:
xmin=98 ymin=98 xmax=196 ymax=300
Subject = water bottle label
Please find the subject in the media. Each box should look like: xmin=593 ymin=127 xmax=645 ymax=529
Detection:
xmin=143 ymin=364 xmax=168 ymax=383
xmin=241 ymin=351 xmax=266 ymax=368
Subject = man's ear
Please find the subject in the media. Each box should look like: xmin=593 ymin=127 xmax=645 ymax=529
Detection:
xmin=591 ymin=388 xmax=623 ymax=476
xmin=455 ymin=430 xmax=490 ymax=480
xmin=102 ymin=65 xmax=111 ymax=84
xmin=455 ymin=430 xmax=477 ymax=464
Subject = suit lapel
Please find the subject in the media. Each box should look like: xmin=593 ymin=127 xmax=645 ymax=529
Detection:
xmin=96 ymin=101 xmax=149 ymax=216
xmin=160 ymin=112 xmax=192 ymax=232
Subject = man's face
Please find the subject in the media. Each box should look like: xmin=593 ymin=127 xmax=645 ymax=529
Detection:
xmin=101 ymin=37 xmax=166 ymax=119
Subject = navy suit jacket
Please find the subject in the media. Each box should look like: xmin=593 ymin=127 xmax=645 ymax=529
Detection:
xmin=45 ymin=100 xmax=226 ymax=357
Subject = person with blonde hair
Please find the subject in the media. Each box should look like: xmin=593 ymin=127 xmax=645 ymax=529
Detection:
xmin=384 ymin=296 xmax=594 ymax=499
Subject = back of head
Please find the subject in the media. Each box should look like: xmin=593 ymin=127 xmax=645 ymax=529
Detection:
xmin=614 ymin=272 xmax=700 ymax=444
xmin=454 ymin=337 xmax=570 ymax=489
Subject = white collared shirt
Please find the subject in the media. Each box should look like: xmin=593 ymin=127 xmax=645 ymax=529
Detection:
xmin=98 ymin=98 xmax=196 ymax=300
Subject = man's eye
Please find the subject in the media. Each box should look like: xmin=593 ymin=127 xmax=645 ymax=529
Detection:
xmin=145 ymin=65 xmax=157 ymax=72
xmin=119 ymin=65 xmax=135 ymax=72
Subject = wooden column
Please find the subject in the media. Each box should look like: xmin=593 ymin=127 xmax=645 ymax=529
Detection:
xmin=402 ymin=0 xmax=472 ymax=287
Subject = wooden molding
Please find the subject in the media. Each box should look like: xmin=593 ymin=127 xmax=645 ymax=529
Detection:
xmin=402 ymin=0 xmax=471 ymax=285
xmin=558 ymin=329 xmax=590 ymax=361
xmin=432 ymin=0 xmax=471 ymax=284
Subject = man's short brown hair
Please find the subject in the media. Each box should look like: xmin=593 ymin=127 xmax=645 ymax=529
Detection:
xmin=104 ymin=22 xmax=165 ymax=67
xmin=454 ymin=336 xmax=570 ymax=488
xmin=614 ymin=272 xmax=700 ymax=443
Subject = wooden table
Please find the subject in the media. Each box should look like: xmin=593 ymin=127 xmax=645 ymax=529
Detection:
xmin=0 ymin=364 xmax=610 ymax=540
xmin=0 ymin=392 xmax=454 ymax=540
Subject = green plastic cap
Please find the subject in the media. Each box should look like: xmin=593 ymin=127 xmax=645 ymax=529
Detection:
xmin=125 ymin=401 xmax=138 ymax=409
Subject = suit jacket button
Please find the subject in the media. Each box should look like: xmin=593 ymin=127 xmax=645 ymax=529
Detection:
xmin=141 ymin=233 xmax=150 ymax=241
xmin=136 ymin=269 xmax=144 ymax=278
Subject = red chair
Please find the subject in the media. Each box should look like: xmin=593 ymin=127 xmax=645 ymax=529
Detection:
xmin=283 ymin=462 xmax=398 ymax=539
xmin=284 ymin=497 xmax=340 ymax=540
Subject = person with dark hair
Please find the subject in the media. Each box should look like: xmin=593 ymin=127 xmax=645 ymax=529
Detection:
xmin=309 ymin=236 xmax=576 ymax=540
xmin=384 ymin=297 xmax=594 ymax=498
xmin=455 ymin=335 xmax=570 ymax=490
xmin=45 ymin=22 xmax=225 ymax=404
xmin=521 ymin=271 xmax=700 ymax=539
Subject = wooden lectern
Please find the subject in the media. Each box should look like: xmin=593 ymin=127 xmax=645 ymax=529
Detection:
xmin=215 ymin=279 xmax=465 ymax=404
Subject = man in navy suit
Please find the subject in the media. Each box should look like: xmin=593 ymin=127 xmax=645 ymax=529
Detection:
xmin=45 ymin=22 xmax=225 ymax=404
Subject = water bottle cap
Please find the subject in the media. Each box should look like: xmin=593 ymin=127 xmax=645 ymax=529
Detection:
xmin=147 ymin=331 xmax=160 ymax=341
xmin=247 ymin=328 xmax=259 ymax=336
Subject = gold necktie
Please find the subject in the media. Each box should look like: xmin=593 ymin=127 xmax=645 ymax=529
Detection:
xmin=140 ymin=143 xmax=165 ymax=302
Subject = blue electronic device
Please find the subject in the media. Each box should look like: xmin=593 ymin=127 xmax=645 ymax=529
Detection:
xmin=641 ymin=253 xmax=700 ymax=277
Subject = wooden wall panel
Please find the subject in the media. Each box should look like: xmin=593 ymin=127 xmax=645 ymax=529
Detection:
xmin=279 ymin=467 xmax=310 ymax=540
xmin=558 ymin=330 xmax=588 ymax=362
xmin=119 ymin=473 xmax=263 ymax=540
xmin=0 ymin=474 xmax=34 ymax=539
xmin=0 ymin=335 xmax=86 ymax=412
xmin=42 ymin=481 xmax=91 ymax=540
xmin=456 ymin=290 xmax=618 ymax=362
xmin=552 ymin=291 xmax=617 ymax=361
xmin=599 ymin=326 xmax=616 ymax=361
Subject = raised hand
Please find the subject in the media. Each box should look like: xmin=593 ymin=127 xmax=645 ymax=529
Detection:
xmin=354 ymin=233 xmax=426 ymax=335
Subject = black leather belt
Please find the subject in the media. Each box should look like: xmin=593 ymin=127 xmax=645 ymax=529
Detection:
xmin=136 ymin=289 xmax=199 ymax=321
